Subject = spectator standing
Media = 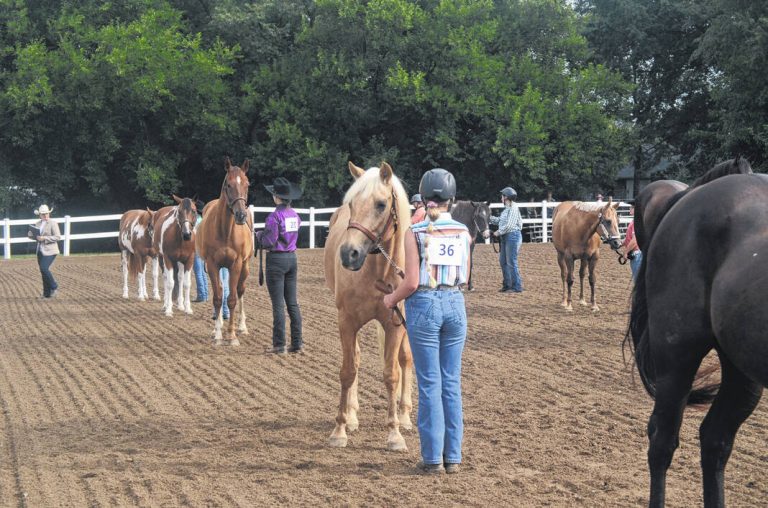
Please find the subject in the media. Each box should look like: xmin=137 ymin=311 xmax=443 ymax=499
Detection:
xmin=490 ymin=187 xmax=524 ymax=293
xmin=28 ymin=204 xmax=61 ymax=298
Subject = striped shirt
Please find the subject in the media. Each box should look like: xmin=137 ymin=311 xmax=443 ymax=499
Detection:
xmin=489 ymin=205 xmax=522 ymax=235
xmin=412 ymin=213 xmax=472 ymax=288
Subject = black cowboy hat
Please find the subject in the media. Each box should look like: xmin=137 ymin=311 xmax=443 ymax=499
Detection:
xmin=264 ymin=177 xmax=302 ymax=200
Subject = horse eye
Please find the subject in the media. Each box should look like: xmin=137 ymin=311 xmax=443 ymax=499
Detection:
xmin=375 ymin=201 xmax=386 ymax=212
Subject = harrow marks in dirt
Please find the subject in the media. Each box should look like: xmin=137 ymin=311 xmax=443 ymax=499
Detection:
xmin=0 ymin=245 xmax=765 ymax=506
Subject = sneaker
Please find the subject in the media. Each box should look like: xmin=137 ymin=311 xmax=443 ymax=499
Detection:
xmin=498 ymin=287 xmax=510 ymax=293
xmin=193 ymin=297 xmax=207 ymax=303
xmin=49 ymin=289 xmax=58 ymax=298
xmin=265 ymin=346 xmax=287 ymax=355
xmin=418 ymin=462 xmax=445 ymax=475
xmin=444 ymin=463 xmax=461 ymax=474
xmin=288 ymin=345 xmax=304 ymax=354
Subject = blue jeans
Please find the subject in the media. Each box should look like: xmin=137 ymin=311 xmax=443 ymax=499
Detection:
xmin=499 ymin=230 xmax=523 ymax=291
xmin=37 ymin=252 xmax=58 ymax=297
xmin=629 ymin=250 xmax=643 ymax=281
xmin=193 ymin=254 xmax=208 ymax=300
xmin=219 ymin=268 xmax=230 ymax=317
xmin=404 ymin=290 xmax=467 ymax=465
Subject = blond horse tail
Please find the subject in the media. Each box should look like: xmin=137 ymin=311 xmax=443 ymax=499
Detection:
xmin=127 ymin=251 xmax=142 ymax=281
xmin=375 ymin=321 xmax=402 ymax=399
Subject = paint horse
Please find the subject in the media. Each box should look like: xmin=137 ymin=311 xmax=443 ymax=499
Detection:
xmin=152 ymin=196 xmax=198 ymax=316
xmin=324 ymin=161 xmax=414 ymax=451
xmin=118 ymin=208 xmax=160 ymax=300
xmin=451 ymin=200 xmax=491 ymax=290
xmin=195 ymin=157 xmax=253 ymax=345
xmin=552 ymin=198 xmax=622 ymax=312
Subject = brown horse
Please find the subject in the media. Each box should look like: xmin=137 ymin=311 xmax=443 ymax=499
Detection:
xmin=119 ymin=208 xmax=160 ymax=301
xmin=152 ymin=195 xmax=198 ymax=316
xmin=323 ymin=161 xmax=413 ymax=451
xmin=552 ymin=198 xmax=622 ymax=312
xmin=196 ymin=157 xmax=253 ymax=346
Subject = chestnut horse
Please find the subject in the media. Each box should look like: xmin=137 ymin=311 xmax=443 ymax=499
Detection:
xmin=324 ymin=162 xmax=413 ymax=451
xmin=196 ymin=157 xmax=253 ymax=345
xmin=118 ymin=208 xmax=160 ymax=301
xmin=152 ymin=196 xmax=198 ymax=316
xmin=552 ymin=199 xmax=622 ymax=311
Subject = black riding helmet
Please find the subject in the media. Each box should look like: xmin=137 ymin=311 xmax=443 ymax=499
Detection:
xmin=410 ymin=193 xmax=422 ymax=204
xmin=500 ymin=187 xmax=517 ymax=200
xmin=419 ymin=168 xmax=456 ymax=201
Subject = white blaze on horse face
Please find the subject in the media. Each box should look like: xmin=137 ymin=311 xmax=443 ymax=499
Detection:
xmin=236 ymin=175 xmax=241 ymax=186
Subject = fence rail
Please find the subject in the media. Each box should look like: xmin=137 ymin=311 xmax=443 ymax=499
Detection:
xmin=2 ymin=202 xmax=632 ymax=260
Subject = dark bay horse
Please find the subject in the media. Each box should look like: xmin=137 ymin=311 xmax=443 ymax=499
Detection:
xmin=323 ymin=161 xmax=413 ymax=451
xmin=627 ymin=172 xmax=765 ymax=507
xmin=451 ymin=200 xmax=491 ymax=290
xmin=552 ymin=199 xmax=622 ymax=311
xmin=152 ymin=196 xmax=198 ymax=316
xmin=119 ymin=208 xmax=160 ymax=301
xmin=196 ymin=158 xmax=253 ymax=346
xmin=634 ymin=157 xmax=752 ymax=251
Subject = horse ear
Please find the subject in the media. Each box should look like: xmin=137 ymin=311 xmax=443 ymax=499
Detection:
xmin=172 ymin=194 xmax=182 ymax=205
xmin=484 ymin=201 xmax=490 ymax=206
xmin=348 ymin=161 xmax=365 ymax=179
xmin=379 ymin=162 xmax=393 ymax=183
xmin=242 ymin=159 xmax=250 ymax=173
xmin=612 ymin=202 xmax=620 ymax=209
xmin=224 ymin=156 xmax=232 ymax=171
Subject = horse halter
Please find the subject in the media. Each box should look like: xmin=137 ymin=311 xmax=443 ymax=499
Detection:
xmin=346 ymin=187 xmax=405 ymax=278
xmin=595 ymin=211 xmax=627 ymax=264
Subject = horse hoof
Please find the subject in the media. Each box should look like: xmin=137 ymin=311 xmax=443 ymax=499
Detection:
xmin=579 ymin=300 xmax=588 ymax=306
xmin=212 ymin=338 xmax=225 ymax=346
xmin=237 ymin=326 xmax=248 ymax=335
xmin=346 ymin=417 xmax=359 ymax=432
xmin=122 ymin=294 xmax=129 ymax=299
xmin=185 ymin=308 xmax=193 ymax=315
xmin=592 ymin=306 xmax=600 ymax=313
xmin=153 ymin=295 xmax=161 ymax=301
xmin=328 ymin=436 xmax=348 ymax=448
xmin=565 ymin=306 xmax=573 ymax=312
xmin=138 ymin=296 xmax=146 ymax=302
xmin=398 ymin=416 xmax=413 ymax=431
xmin=229 ymin=338 xmax=240 ymax=347
xmin=164 ymin=311 xmax=173 ymax=317
xmin=387 ymin=437 xmax=408 ymax=452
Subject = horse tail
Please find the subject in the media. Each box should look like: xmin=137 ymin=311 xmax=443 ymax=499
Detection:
xmin=127 ymin=251 xmax=142 ymax=282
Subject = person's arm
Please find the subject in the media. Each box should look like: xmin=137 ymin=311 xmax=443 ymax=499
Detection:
xmin=41 ymin=221 xmax=61 ymax=243
xmin=256 ymin=213 xmax=279 ymax=248
xmin=383 ymin=230 xmax=419 ymax=308
xmin=495 ymin=209 xmax=515 ymax=236
xmin=625 ymin=236 xmax=639 ymax=253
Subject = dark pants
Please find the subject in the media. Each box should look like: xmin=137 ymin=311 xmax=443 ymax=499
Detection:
xmin=37 ymin=252 xmax=58 ymax=297
xmin=266 ymin=252 xmax=302 ymax=349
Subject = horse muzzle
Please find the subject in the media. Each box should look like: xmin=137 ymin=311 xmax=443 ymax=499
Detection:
xmin=234 ymin=211 xmax=247 ymax=225
xmin=607 ymin=237 xmax=622 ymax=250
xmin=182 ymin=231 xmax=192 ymax=241
xmin=340 ymin=244 xmax=367 ymax=271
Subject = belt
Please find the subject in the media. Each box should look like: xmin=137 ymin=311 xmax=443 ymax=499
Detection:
xmin=416 ymin=285 xmax=460 ymax=292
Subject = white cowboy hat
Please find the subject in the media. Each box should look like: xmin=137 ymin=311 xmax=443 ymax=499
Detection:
xmin=34 ymin=204 xmax=53 ymax=215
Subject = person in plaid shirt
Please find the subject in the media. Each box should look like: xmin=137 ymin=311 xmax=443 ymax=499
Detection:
xmin=489 ymin=187 xmax=523 ymax=292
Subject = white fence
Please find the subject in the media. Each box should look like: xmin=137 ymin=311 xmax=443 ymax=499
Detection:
xmin=1 ymin=202 xmax=632 ymax=260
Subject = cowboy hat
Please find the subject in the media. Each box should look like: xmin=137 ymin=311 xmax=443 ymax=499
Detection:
xmin=264 ymin=177 xmax=302 ymax=200
xmin=34 ymin=204 xmax=53 ymax=215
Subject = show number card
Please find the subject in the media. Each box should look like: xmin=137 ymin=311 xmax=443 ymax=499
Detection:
xmin=427 ymin=237 xmax=464 ymax=266
xmin=285 ymin=217 xmax=299 ymax=232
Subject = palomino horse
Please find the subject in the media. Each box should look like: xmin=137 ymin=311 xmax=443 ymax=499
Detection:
xmin=195 ymin=157 xmax=253 ymax=345
xmin=552 ymin=198 xmax=622 ymax=311
xmin=324 ymin=161 xmax=414 ymax=451
xmin=451 ymin=200 xmax=491 ymax=290
xmin=627 ymin=171 xmax=764 ymax=508
xmin=118 ymin=208 xmax=160 ymax=301
xmin=152 ymin=196 xmax=197 ymax=316
xmin=634 ymin=156 xmax=752 ymax=251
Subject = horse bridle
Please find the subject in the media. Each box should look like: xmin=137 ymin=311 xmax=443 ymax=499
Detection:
xmin=346 ymin=188 xmax=405 ymax=278
xmin=595 ymin=211 xmax=627 ymax=264
xmin=471 ymin=205 xmax=490 ymax=239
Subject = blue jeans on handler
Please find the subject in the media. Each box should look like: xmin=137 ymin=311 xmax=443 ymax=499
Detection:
xmin=499 ymin=230 xmax=523 ymax=291
xmin=219 ymin=267 xmax=230 ymax=319
xmin=629 ymin=250 xmax=643 ymax=281
xmin=193 ymin=254 xmax=208 ymax=301
xmin=404 ymin=289 xmax=467 ymax=465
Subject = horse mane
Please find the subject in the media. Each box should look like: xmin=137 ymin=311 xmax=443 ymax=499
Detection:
xmin=343 ymin=165 xmax=410 ymax=279
xmin=572 ymin=202 xmax=605 ymax=213
xmin=690 ymin=156 xmax=752 ymax=188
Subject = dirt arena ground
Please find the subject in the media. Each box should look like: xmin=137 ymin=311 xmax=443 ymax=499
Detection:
xmin=0 ymin=244 xmax=765 ymax=507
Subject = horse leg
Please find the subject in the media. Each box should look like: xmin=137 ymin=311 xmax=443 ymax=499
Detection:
xmin=121 ymin=251 xmax=129 ymax=299
xmin=564 ymin=256 xmax=575 ymax=312
xmin=557 ymin=251 xmax=568 ymax=307
xmin=578 ymin=257 xmax=588 ymax=306
xmin=647 ymin=358 xmax=702 ymax=507
xmin=383 ymin=322 xmax=407 ymax=452
xmin=152 ymin=257 xmax=161 ymax=300
xmin=183 ymin=262 xmax=193 ymax=314
xmin=700 ymin=355 xmax=763 ymax=508
xmin=329 ymin=321 xmax=359 ymax=448
xmin=176 ymin=261 xmax=186 ymax=311
xmin=236 ymin=260 xmax=249 ymax=335
xmin=467 ymin=243 xmax=476 ymax=290
xmin=346 ymin=339 xmax=361 ymax=432
xmin=162 ymin=256 xmax=175 ymax=316
xmin=207 ymin=260 xmax=224 ymax=345
xmin=225 ymin=263 xmax=243 ymax=344
xmin=397 ymin=328 xmax=414 ymax=431
xmin=588 ymin=255 xmax=599 ymax=312
xmin=138 ymin=261 xmax=147 ymax=301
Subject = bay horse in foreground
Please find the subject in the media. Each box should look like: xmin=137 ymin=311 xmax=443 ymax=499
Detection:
xmin=118 ymin=208 xmax=160 ymax=300
xmin=627 ymin=162 xmax=761 ymax=508
xmin=551 ymin=198 xmax=622 ymax=311
xmin=152 ymin=196 xmax=198 ymax=316
xmin=196 ymin=157 xmax=253 ymax=345
xmin=324 ymin=161 xmax=413 ymax=451
xmin=451 ymin=200 xmax=491 ymax=290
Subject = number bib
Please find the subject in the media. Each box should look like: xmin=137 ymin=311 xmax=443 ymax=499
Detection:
xmin=427 ymin=236 xmax=464 ymax=266
xmin=285 ymin=217 xmax=299 ymax=232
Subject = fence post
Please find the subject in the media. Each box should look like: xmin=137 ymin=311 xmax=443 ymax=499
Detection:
xmin=541 ymin=200 xmax=548 ymax=243
xmin=309 ymin=207 xmax=316 ymax=249
xmin=3 ymin=218 xmax=10 ymax=260
xmin=63 ymin=215 xmax=72 ymax=256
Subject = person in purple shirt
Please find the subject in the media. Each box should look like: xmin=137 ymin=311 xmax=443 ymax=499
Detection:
xmin=255 ymin=177 xmax=304 ymax=355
